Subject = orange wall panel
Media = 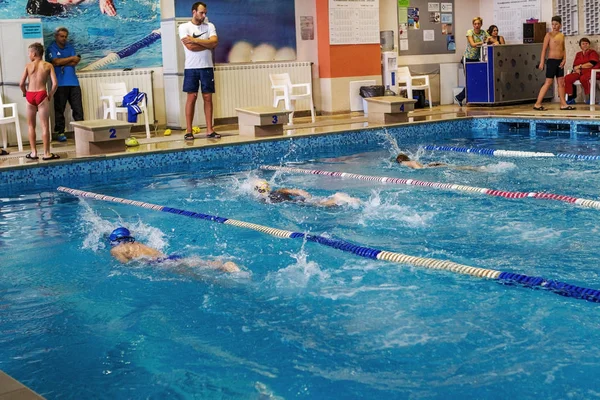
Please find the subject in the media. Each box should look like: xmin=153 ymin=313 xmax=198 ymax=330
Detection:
xmin=316 ymin=0 xmax=381 ymax=79
xmin=329 ymin=45 xmax=381 ymax=78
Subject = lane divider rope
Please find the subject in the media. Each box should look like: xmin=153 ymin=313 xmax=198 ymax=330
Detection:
xmin=260 ymin=165 xmax=600 ymax=211
xmin=424 ymin=145 xmax=600 ymax=160
xmin=57 ymin=186 xmax=600 ymax=303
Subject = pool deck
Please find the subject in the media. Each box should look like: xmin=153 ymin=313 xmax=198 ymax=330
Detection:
xmin=0 ymin=371 xmax=45 ymax=399
xmin=1 ymin=103 xmax=598 ymax=171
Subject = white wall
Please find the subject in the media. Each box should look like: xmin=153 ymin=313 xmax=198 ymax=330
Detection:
xmin=479 ymin=0 xmax=553 ymax=44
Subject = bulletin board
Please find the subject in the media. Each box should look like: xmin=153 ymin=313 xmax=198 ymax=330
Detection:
xmin=398 ymin=0 xmax=455 ymax=55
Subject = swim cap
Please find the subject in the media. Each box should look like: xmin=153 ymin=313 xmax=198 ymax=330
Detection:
xmin=253 ymin=179 xmax=270 ymax=194
xmin=108 ymin=227 xmax=135 ymax=246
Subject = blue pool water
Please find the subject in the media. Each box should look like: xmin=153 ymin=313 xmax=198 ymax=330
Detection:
xmin=2 ymin=125 xmax=600 ymax=398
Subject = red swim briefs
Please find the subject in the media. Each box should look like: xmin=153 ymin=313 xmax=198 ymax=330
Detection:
xmin=26 ymin=90 xmax=48 ymax=107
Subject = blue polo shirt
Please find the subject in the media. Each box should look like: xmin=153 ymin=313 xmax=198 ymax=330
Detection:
xmin=46 ymin=42 xmax=80 ymax=87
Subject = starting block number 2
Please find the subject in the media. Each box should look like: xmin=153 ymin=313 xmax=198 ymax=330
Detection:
xmin=109 ymin=128 xmax=117 ymax=138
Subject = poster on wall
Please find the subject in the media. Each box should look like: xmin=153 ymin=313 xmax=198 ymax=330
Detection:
xmin=408 ymin=8 xmax=420 ymax=30
xmin=328 ymin=0 xmax=380 ymax=45
xmin=176 ymin=0 xmax=296 ymax=62
xmin=494 ymin=0 xmax=540 ymax=43
xmin=0 ymin=0 xmax=162 ymax=71
xmin=300 ymin=16 xmax=315 ymax=41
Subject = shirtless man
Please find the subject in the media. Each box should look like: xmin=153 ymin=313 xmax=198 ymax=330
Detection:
xmin=19 ymin=42 xmax=59 ymax=161
xmin=108 ymin=227 xmax=240 ymax=273
xmin=253 ymin=179 xmax=361 ymax=207
xmin=533 ymin=16 xmax=571 ymax=111
xmin=396 ymin=153 xmax=481 ymax=171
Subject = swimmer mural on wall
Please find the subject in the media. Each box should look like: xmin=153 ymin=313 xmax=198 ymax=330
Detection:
xmin=0 ymin=0 xmax=162 ymax=70
xmin=174 ymin=0 xmax=297 ymax=63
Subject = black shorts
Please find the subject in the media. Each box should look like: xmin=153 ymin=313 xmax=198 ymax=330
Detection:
xmin=546 ymin=59 xmax=564 ymax=79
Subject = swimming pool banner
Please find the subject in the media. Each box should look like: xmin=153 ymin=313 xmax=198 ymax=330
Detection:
xmin=0 ymin=0 xmax=162 ymax=70
xmin=174 ymin=0 xmax=296 ymax=63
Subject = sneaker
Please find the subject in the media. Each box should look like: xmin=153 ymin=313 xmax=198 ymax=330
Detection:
xmin=454 ymin=95 xmax=463 ymax=107
xmin=125 ymin=136 xmax=139 ymax=147
xmin=57 ymin=133 xmax=67 ymax=142
xmin=566 ymin=98 xmax=576 ymax=105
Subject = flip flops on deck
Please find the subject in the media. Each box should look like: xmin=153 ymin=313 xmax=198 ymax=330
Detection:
xmin=42 ymin=153 xmax=60 ymax=161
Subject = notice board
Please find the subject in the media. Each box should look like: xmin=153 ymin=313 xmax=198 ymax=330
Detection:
xmin=398 ymin=0 xmax=455 ymax=55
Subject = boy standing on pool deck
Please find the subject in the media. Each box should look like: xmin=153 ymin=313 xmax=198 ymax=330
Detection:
xmin=19 ymin=42 xmax=59 ymax=160
xmin=533 ymin=16 xmax=571 ymax=111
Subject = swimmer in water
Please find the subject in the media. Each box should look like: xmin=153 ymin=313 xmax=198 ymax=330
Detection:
xmin=108 ymin=227 xmax=240 ymax=273
xmin=26 ymin=0 xmax=117 ymax=16
xmin=395 ymin=153 xmax=482 ymax=171
xmin=253 ymin=179 xmax=361 ymax=207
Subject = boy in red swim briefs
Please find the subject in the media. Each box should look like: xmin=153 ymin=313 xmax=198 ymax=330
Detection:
xmin=19 ymin=42 xmax=58 ymax=160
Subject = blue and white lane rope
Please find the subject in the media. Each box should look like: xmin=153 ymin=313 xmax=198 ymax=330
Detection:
xmin=57 ymin=186 xmax=600 ymax=303
xmin=260 ymin=165 xmax=600 ymax=211
xmin=80 ymin=29 xmax=161 ymax=71
xmin=424 ymin=145 xmax=600 ymax=160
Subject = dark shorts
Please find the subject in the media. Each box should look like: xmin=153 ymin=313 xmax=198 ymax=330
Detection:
xmin=546 ymin=59 xmax=565 ymax=79
xmin=183 ymin=68 xmax=215 ymax=94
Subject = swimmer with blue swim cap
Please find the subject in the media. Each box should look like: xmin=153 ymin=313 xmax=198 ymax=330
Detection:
xmin=252 ymin=179 xmax=360 ymax=207
xmin=108 ymin=226 xmax=240 ymax=273
xmin=109 ymin=227 xmax=135 ymax=246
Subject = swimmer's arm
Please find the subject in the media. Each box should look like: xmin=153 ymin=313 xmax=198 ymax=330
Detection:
xmin=278 ymin=188 xmax=312 ymax=198
xmin=110 ymin=248 xmax=129 ymax=263
xmin=539 ymin=33 xmax=550 ymax=69
xmin=19 ymin=66 xmax=29 ymax=96
xmin=48 ymin=65 xmax=58 ymax=100
xmin=425 ymin=162 xmax=448 ymax=168
xmin=560 ymin=35 xmax=566 ymax=68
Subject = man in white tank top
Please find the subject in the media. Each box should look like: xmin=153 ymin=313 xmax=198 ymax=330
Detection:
xmin=179 ymin=1 xmax=220 ymax=139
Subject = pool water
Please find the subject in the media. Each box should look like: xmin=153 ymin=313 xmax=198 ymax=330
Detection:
xmin=2 ymin=127 xmax=600 ymax=398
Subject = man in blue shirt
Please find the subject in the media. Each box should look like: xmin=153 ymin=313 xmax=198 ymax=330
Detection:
xmin=46 ymin=27 xmax=84 ymax=141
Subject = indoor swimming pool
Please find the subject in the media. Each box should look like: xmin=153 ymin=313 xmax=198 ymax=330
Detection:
xmin=1 ymin=120 xmax=600 ymax=398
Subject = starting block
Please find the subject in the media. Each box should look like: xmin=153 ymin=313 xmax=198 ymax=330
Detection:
xmin=364 ymin=97 xmax=416 ymax=124
xmin=71 ymin=119 xmax=133 ymax=155
xmin=236 ymin=107 xmax=291 ymax=136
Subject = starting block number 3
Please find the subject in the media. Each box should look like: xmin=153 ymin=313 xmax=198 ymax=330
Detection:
xmin=272 ymin=115 xmax=278 ymax=124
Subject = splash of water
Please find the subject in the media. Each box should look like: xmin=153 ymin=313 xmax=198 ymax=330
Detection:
xmin=78 ymin=200 xmax=167 ymax=253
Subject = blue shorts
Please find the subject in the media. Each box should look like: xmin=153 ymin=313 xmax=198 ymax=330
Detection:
xmin=183 ymin=68 xmax=215 ymax=94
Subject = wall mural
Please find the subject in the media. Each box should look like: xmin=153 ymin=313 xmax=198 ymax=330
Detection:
xmin=0 ymin=0 xmax=162 ymax=70
xmin=174 ymin=0 xmax=297 ymax=63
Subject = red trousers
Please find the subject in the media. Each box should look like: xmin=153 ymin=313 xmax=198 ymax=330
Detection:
xmin=565 ymin=70 xmax=593 ymax=95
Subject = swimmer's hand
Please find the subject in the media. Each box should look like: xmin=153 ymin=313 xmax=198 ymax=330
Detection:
xmin=99 ymin=0 xmax=117 ymax=16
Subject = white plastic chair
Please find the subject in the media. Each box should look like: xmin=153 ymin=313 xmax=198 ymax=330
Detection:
xmin=0 ymin=95 xmax=23 ymax=152
xmin=397 ymin=66 xmax=432 ymax=109
xmin=269 ymin=73 xmax=315 ymax=125
xmin=99 ymin=82 xmax=151 ymax=138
